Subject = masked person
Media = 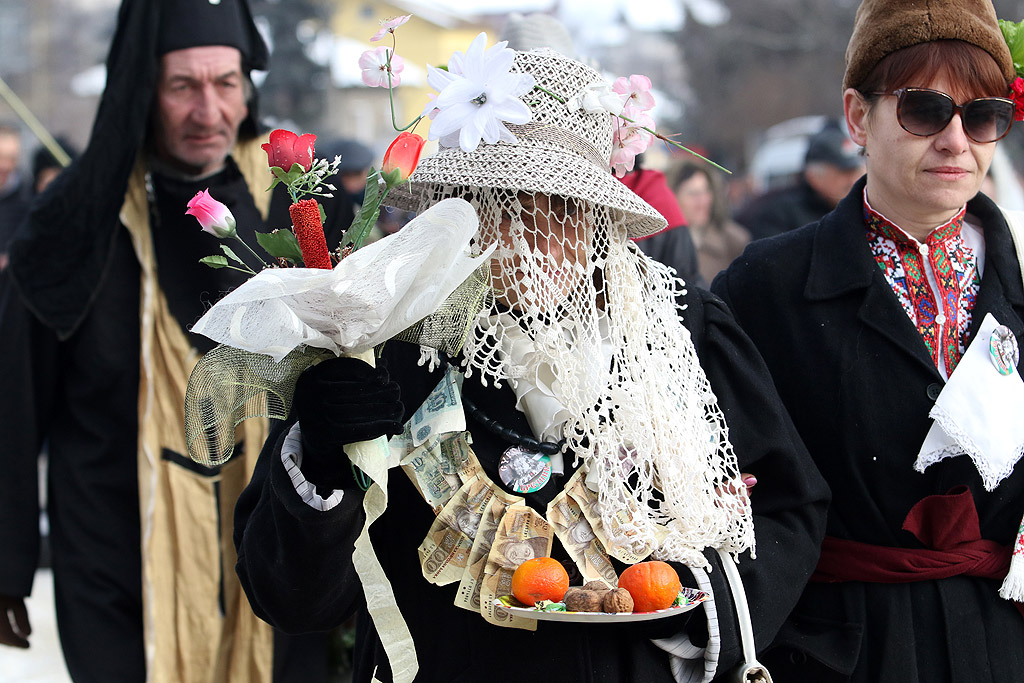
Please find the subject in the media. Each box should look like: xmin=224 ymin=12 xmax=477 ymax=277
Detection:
xmin=713 ymin=1 xmax=1024 ymax=680
xmin=234 ymin=44 xmax=828 ymax=683
xmin=0 ymin=0 xmax=350 ymax=680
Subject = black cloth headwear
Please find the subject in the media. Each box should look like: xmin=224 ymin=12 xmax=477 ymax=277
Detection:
xmin=158 ymin=0 xmax=268 ymax=70
xmin=7 ymin=0 xmax=268 ymax=340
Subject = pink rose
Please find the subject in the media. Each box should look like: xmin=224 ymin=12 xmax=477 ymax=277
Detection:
xmin=186 ymin=189 xmax=236 ymax=238
xmin=382 ymin=132 xmax=426 ymax=183
xmin=261 ymin=129 xmax=317 ymax=172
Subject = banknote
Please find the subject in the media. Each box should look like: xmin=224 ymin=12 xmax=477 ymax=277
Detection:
xmin=454 ymin=479 xmax=523 ymax=613
xmin=547 ymin=486 xmax=618 ymax=587
xmin=401 ymin=431 xmax=481 ymax=513
xmin=408 ymin=366 xmax=465 ymax=447
xmin=401 ymin=434 xmax=458 ymax=512
xmin=479 ymin=505 xmax=553 ymax=631
xmin=565 ymin=467 xmax=657 ymax=565
xmin=418 ymin=474 xmax=494 ymax=585
xmin=442 ymin=431 xmax=479 ymax=483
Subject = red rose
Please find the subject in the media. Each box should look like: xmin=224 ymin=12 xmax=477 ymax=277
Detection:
xmin=261 ymin=129 xmax=318 ymax=172
xmin=382 ymin=132 xmax=426 ymax=184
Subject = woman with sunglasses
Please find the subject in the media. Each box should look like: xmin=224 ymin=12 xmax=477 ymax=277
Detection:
xmin=712 ymin=0 xmax=1024 ymax=681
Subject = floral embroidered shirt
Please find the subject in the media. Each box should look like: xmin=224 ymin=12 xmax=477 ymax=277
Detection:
xmin=863 ymin=194 xmax=985 ymax=380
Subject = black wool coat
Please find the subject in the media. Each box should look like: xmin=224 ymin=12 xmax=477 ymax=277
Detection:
xmin=234 ymin=285 xmax=830 ymax=683
xmin=712 ymin=177 xmax=1024 ymax=682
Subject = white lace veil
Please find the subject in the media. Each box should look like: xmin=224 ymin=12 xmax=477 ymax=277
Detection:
xmin=388 ymin=49 xmax=754 ymax=566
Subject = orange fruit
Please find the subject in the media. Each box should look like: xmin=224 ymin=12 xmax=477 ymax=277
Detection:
xmin=618 ymin=560 xmax=681 ymax=612
xmin=510 ymin=557 xmax=570 ymax=606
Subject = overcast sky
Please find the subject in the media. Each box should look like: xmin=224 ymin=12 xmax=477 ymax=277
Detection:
xmin=424 ymin=0 xmax=709 ymax=32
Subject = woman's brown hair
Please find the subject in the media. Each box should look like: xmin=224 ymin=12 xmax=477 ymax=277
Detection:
xmin=856 ymin=40 xmax=1009 ymax=104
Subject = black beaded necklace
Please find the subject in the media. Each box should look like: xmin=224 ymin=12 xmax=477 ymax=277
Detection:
xmin=461 ymin=393 xmax=564 ymax=455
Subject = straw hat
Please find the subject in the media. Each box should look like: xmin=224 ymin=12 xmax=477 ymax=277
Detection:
xmin=386 ymin=48 xmax=667 ymax=238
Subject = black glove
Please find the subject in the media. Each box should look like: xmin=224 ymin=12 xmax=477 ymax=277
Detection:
xmin=0 ymin=594 xmax=31 ymax=648
xmin=292 ymin=355 xmax=404 ymax=491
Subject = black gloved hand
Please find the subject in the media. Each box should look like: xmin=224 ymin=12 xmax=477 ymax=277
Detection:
xmin=292 ymin=355 xmax=404 ymax=490
xmin=0 ymin=594 xmax=31 ymax=648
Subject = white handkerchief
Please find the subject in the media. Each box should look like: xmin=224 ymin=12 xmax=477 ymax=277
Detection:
xmin=915 ymin=313 xmax=1024 ymax=490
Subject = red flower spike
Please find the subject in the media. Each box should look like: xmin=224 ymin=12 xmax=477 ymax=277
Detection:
xmin=262 ymin=129 xmax=318 ymax=172
xmin=382 ymin=132 xmax=426 ymax=183
xmin=289 ymin=199 xmax=332 ymax=269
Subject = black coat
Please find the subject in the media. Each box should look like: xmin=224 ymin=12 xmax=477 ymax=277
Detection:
xmin=234 ymin=285 xmax=830 ymax=683
xmin=734 ymin=178 xmax=837 ymax=242
xmin=712 ymin=177 xmax=1024 ymax=682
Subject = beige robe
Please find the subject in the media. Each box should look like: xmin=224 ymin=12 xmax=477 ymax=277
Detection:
xmin=120 ymin=137 xmax=274 ymax=683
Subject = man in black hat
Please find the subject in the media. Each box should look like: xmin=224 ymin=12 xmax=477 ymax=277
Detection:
xmin=0 ymin=0 xmax=345 ymax=680
xmin=736 ymin=120 xmax=866 ymax=240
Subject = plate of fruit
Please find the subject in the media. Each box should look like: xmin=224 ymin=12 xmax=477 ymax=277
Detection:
xmin=496 ymin=558 xmax=709 ymax=623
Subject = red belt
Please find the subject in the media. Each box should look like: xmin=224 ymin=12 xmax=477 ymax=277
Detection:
xmin=811 ymin=485 xmax=1011 ymax=584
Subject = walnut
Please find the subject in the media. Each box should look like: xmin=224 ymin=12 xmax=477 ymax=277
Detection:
xmin=564 ymin=587 xmax=605 ymax=612
xmin=602 ymin=588 xmax=634 ymax=613
xmin=583 ymin=580 xmax=611 ymax=591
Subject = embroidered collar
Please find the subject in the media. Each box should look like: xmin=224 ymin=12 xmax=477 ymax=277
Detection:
xmin=861 ymin=192 xmax=980 ymax=377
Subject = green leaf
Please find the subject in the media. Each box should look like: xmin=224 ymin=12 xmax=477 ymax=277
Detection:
xmin=343 ymin=169 xmax=384 ymax=251
xmin=1000 ymin=19 xmax=1024 ymax=77
xmin=219 ymin=244 xmax=246 ymax=266
xmin=199 ymin=255 xmax=230 ymax=269
xmin=319 ymin=203 xmax=327 ymax=226
xmin=256 ymin=229 xmax=304 ymax=265
xmin=382 ymin=168 xmax=403 ymax=188
xmin=271 ymin=163 xmax=307 ymax=189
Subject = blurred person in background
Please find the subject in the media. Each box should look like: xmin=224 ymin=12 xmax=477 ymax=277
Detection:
xmin=666 ymin=159 xmax=749 ymax=284
xmin=736 ymin=119 xmax=865 ymax=240
xmin=30 ymin=137 xmax=79 ymax=196
xmin=0 ymin=123 xmax=29 ymax=271
xmin=621 ymin=156 xmax=704 ymax=286
xmin=714 ymin=0 xmax=1024 ymax=679
xmin=0 ymin=0 xmax=344 ymax=680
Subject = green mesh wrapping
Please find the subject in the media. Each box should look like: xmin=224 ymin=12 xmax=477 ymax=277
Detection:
xmin=184 ymin=263 xmax=493 ymax=466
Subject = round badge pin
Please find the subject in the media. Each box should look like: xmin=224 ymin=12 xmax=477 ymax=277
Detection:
xmin=498 ymin=446 xmax=552 ymax=494
xmin=989 ymin=325 xmax=1019 ymax=376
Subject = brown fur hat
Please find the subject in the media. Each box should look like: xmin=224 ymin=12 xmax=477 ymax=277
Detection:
xmin=843 ymin=0 xmax=1015 ymax=91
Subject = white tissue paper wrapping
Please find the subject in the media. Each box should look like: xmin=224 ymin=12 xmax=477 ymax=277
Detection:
xmin=915 ymin=312 xmax=1024 ymax=490
xmin=190 ymin=198 xmax=493 ymax=360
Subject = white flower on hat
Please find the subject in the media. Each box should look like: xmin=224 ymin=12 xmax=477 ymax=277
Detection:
xmin=423 ymin=33 xmax=536 ymax=153
xmin=567 ymin=81 xmax=626 ymax=116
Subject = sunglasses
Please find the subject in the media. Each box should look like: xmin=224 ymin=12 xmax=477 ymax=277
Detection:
xmin=874 ymin=88 xmax=1015 ymax=143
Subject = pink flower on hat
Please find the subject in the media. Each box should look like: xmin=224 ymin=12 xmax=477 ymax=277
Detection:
xmin=371 ymin=15 xmax=411 ymax=42
xmin=613 ymin=75 xmax=655 ymax=113
xmin=360 ymin=47 xmax=404 ymax=88
xmin=611 ymin=129 xmax=648 ymax=178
